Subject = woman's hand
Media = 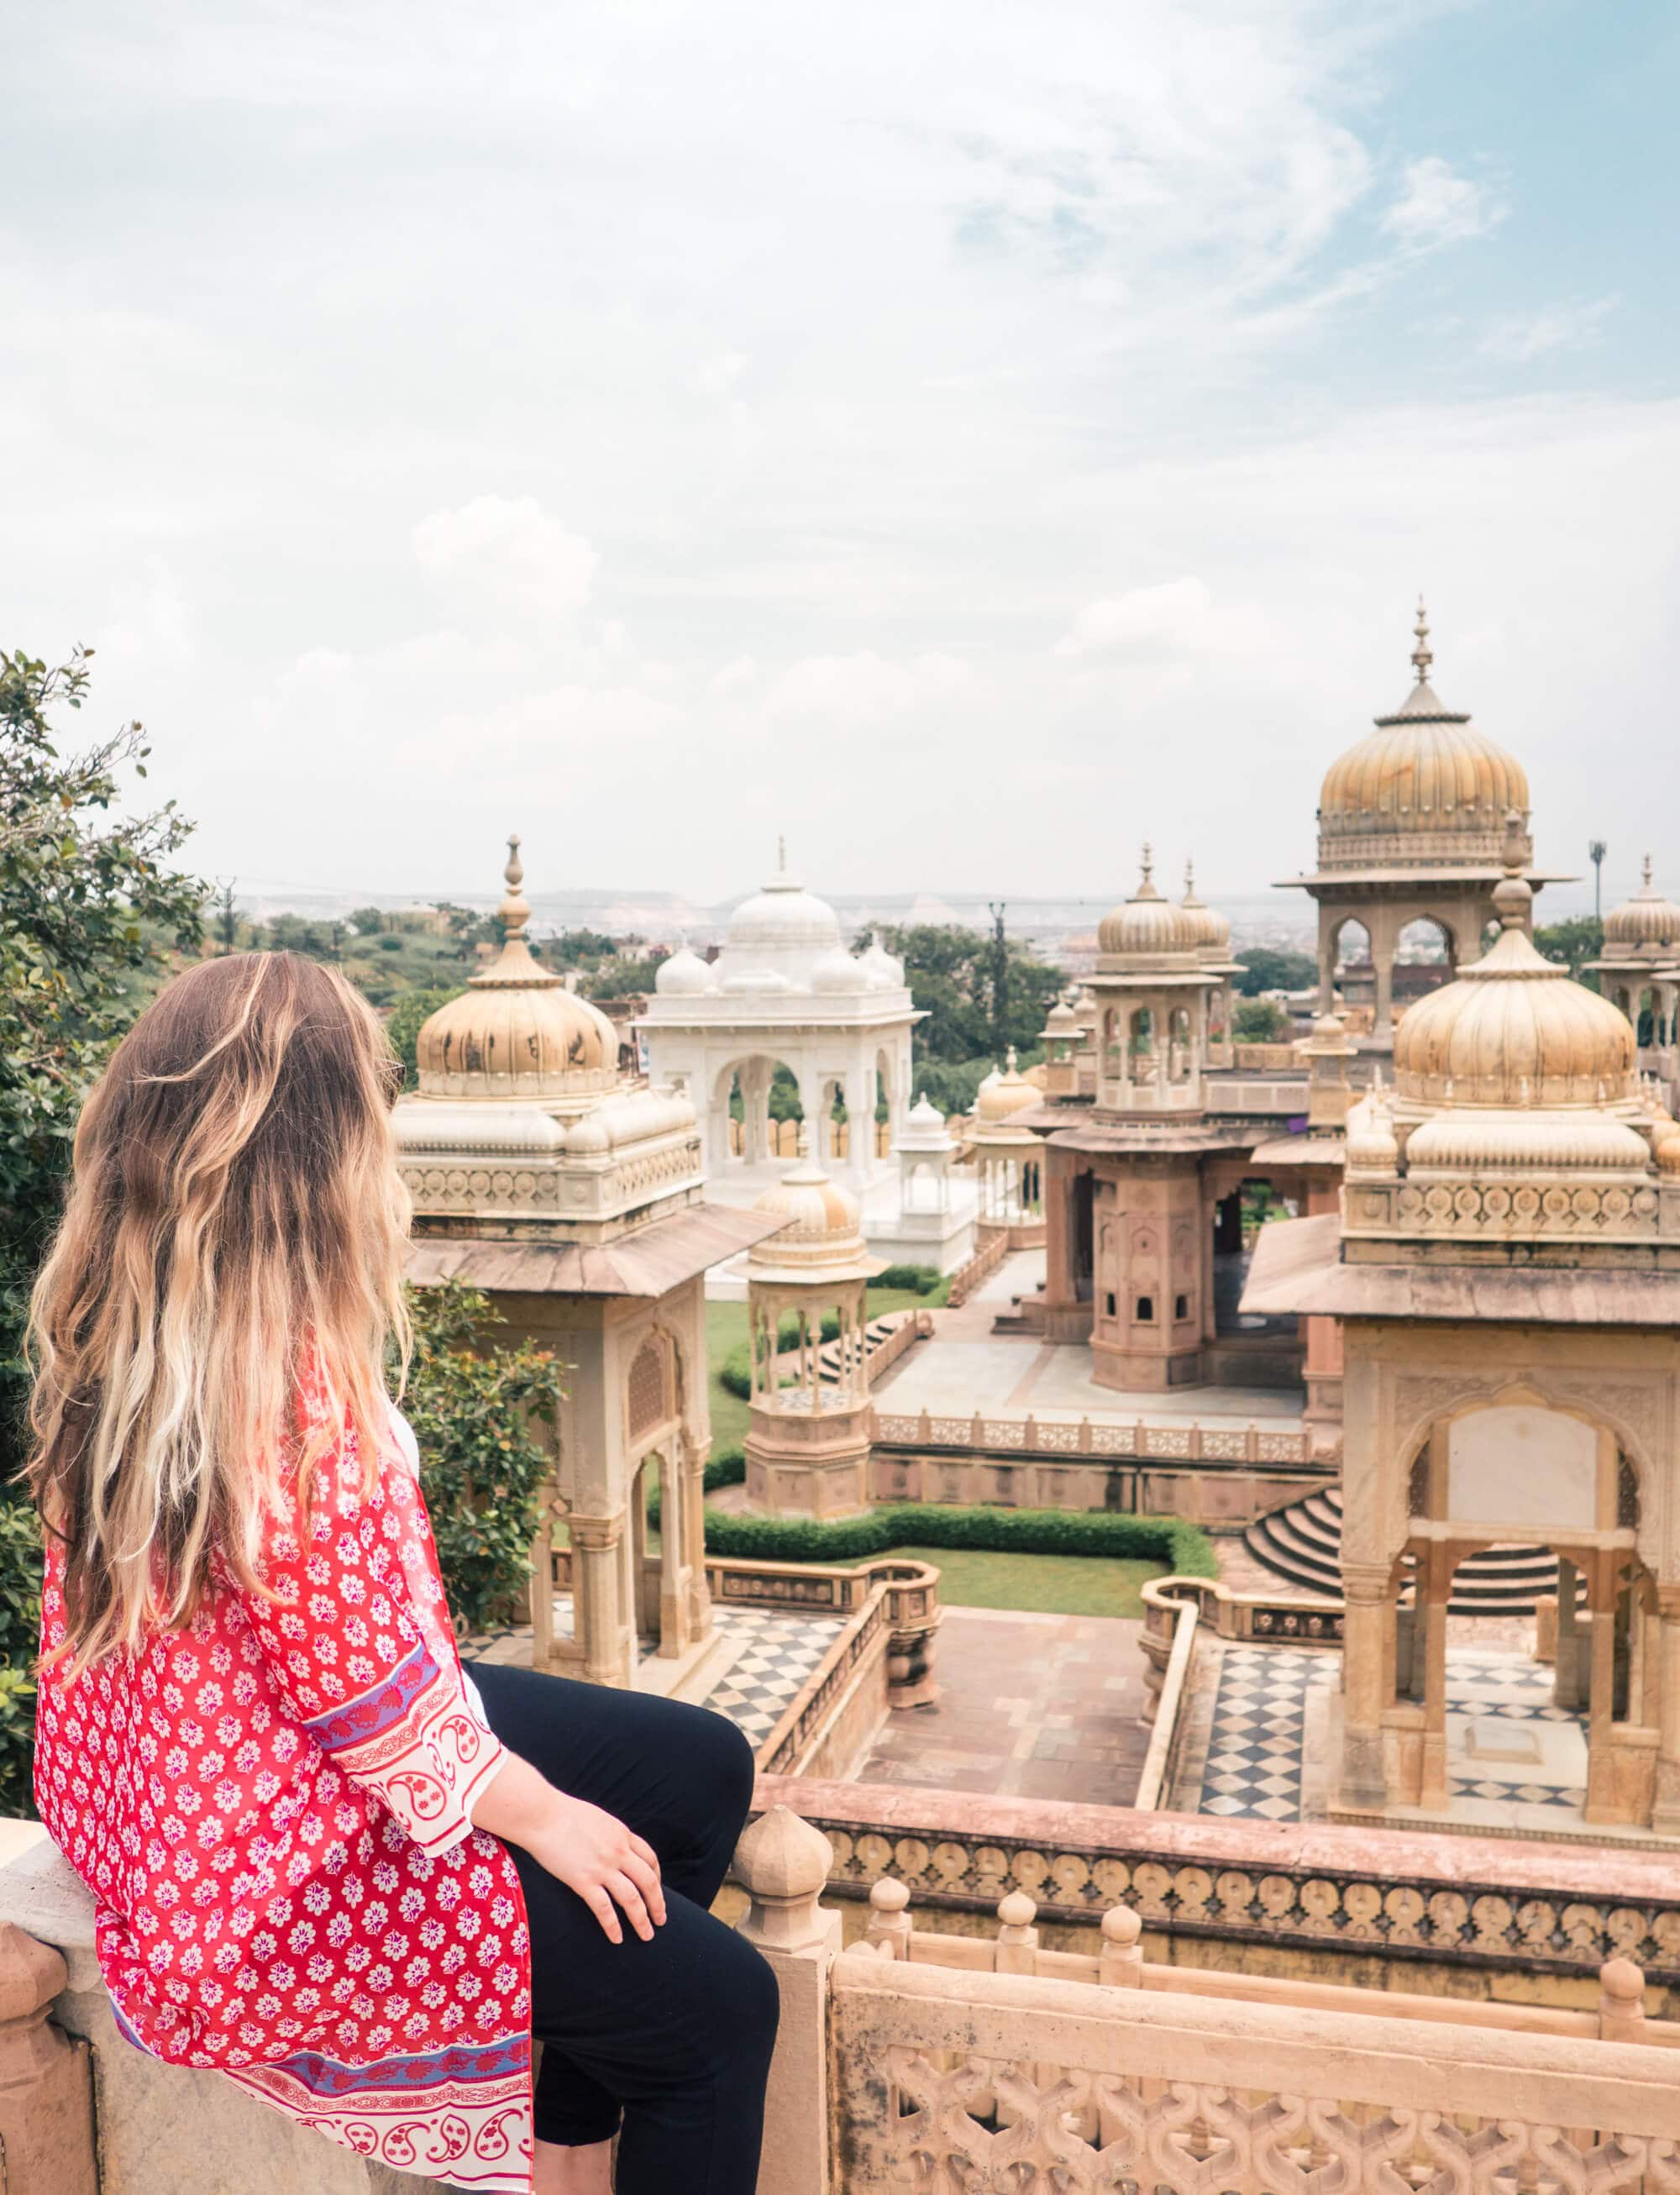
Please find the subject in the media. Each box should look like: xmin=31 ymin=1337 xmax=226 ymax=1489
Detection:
xmin=527 ymin=1793 xmax=668 ymax=1945
xmin=474 ymin=1749 xmax=667 ymax=1945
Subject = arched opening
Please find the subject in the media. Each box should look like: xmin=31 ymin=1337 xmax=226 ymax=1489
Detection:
xmin=717 ymin=1054 xmax=806 ymax=1172
xmin=1394 ymin=915 xmax=1456 ymax=1011
xmin=1377 ymin=1400 xmax=1654 ymax=1828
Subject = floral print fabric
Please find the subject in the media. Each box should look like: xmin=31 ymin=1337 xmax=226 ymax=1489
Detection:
xmin=34 ymin=1416 xmax=535 ymax=2192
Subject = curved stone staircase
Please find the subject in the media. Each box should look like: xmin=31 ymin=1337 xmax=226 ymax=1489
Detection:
xmin=1242 ymin=1487 xmax=1560 ymax=1615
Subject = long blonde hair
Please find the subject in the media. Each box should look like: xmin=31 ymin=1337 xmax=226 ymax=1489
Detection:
xmin=26 ymin=952 xmax=412 ymax=1673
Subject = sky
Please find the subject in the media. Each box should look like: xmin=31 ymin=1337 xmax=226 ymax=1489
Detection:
xmin=3 ymin=0 xmax=1677 ymax=911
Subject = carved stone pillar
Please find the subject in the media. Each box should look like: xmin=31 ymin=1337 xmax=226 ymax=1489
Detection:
xmin=1373 ymin=953 xmax=1396 ymax=1039
xmin=1419 ymin=1541 xmax=1454 ymax=1810
xmin=1651 ymin=1585 xmax=1680 ymax=1834
xmin=682 ymin=1432 xmax=713 ymax=1643
xmin=1338 ymin=1558 xmax=1393 ymax=1811
xmin=1555 ymin=1556 xmax=1583 ymax=1709
xmin=570 ymin=1511 xmax=631 ymax=1688
xmin=1584 ymin=1552 xmax=1621 ymax=1825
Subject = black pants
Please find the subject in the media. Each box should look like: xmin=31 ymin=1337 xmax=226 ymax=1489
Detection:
xmin=463 ymin=1661 xmax=778 ymax=2194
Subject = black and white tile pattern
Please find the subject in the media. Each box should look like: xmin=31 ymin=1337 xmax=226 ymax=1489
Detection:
xmin=1196 ymin=1646 xmax=1338 ymax=1820
xmin=1441 ymin=1653 xmax=1586 ymax=1811
xmin=1194 ymin=1644 xmax=1589 ymax=1821
xmin=697 ymin=1608 xmax=848 ymax=1749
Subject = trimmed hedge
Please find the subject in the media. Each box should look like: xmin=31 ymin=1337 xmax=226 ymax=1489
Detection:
xmin=874 ymin=1263 xmax=941 ymax=1294
xmin=696 ymin=1500 xmax=1216 ymax=1578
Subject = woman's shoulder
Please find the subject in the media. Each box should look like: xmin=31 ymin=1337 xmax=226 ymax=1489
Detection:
xmin=384 ymin=1399 xmax=421 ymax=1479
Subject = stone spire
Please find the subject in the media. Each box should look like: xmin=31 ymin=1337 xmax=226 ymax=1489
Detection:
xmin=1410 ymin=595 xmax=1432 ymax=688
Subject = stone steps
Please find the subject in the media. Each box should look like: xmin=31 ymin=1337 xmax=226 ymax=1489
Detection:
xmin=1242 ymin=1487 xmax=1562 ymax=1615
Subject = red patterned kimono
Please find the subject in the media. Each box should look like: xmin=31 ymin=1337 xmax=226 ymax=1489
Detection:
xmin=34 ymin=1408 xmax=534 ymax=2192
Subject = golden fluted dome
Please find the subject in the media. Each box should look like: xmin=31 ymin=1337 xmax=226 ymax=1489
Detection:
xmin=414 ymin=838 xmax=619 ymax=1103
xmin=976 ymin=1047 xmax=1040 ymax=1122
xmin=1178 ymin=861 xmax=1231 ymax=954
xmin=1392 ymin=861 xmax=1636 ymax=1109
xmin=748 ymin=1134 xmax=879 ymax=1281
xmin=1317 ymin=602 xmax=1529 ymax=867
xmin=1097 ymin=846 xmax=1200 ymax=957
xmin=1604 ymin=857 xmax=1680 ymax=952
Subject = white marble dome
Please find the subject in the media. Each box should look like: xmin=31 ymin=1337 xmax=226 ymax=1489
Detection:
xmin=654 ymin=945 xmax=715 ymax=996
xmin=726 ymin=845 xmax=842 ymax=959
xmin=810 ymin=947 xmax=864 ymax=994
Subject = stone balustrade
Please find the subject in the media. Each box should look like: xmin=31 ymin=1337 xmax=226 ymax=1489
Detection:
xmin=736 ymin=1805 xmax=1680 ymax=2195
xmin=753 ymin=1559 xmax=942 ymax=1777
xmin=750 ymin=1776 xmax=1680 ymax=2006
xmin=944 ymin=1226 xmax=1010 ymax=1307
xmin=1137 ymin=1572 xmax=1343 ymax=1725
xmin=868 ymin=1412 xmax=1336 ymax=1525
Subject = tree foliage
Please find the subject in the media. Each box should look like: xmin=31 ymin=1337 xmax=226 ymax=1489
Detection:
xmin=386 ymin=985 xmax=467 ymax=1089
xmin=0 ymin=649 xmax=204 ymax=1474
xmin=1234 ymin=947 xmax=1318 ymax=997
xmin=868 ymin=923 xmax=1063 ymax=1068
xmin=402 ymin=1280 xmax=564 ymax=1636
xmin=1235 ymin=998 xmax=1292 ymax=1042
xmin=1534 ymin=916 xmax=1604 ymax=985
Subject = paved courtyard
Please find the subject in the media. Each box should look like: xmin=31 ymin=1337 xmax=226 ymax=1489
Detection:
xmin=871 ymin=1249 xmax=1304 ymax=1428
xmin=857 ymin=1606 xmax=1153 ymax=1806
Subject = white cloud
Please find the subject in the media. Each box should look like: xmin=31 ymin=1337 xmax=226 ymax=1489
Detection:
xmin=1478 ymin=295 xmax=1620 ymax=364
xmin=709 ymin=654 xmax=759 ymax=698
xmin=761 ymin=651 xmax=975 ymax=724
xmin=1053 ymin=578 xmax=1265 ymax=660
xmin=696 ymin=351 xmax=749 ymax=397
xmin=412 ymin=495 xmax=596 ymax=625
xmin=1382 ymin=156 xmax=1506 ymax=252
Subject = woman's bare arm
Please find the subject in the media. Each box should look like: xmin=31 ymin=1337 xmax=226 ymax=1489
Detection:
xmin=472 ymin=1750 xmax=667 ymax=1946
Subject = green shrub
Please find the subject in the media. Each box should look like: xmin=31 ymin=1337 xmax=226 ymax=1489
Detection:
xmin=403 ymin=1279 xmax=564 ymax=1635
xmin=874 ymin=1263 xmax=940 ymax=1294
xmin=696 ymin=1499 xmax=1215 ymax=1578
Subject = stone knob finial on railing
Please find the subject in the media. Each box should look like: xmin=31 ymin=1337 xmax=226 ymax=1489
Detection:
xmin=867 ymin=1877 xmax=913 ymax=1960
xmin=1598 ymin=1956 xmax=1647 ymax=2042
xmin=995 ymin=1890 xmax=1039 ymax=1975
xmin=1100 ymin=1904 xmax=1144 ymax=1988
xmin=733 ymin=1807 xmax=834 ymax=1954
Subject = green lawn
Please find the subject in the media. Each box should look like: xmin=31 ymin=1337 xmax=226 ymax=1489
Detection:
xmin=705 ymin=1286 xmax=931 ymax=1452
xmin=879 ymin=1546 xmax=1163 ymax=1619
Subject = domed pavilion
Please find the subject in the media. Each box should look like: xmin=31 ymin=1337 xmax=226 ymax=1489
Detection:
xmin=1244 ymin=827 xmax=1680 ymax=1834
xmin=396 ymin=836 xmax=782 ymax=1690
xmin=1279 ymin=601 xmax=1572 ymax=1042
xmin=638 ymin=839 xmax=921 ymax=1207
xmin=741 ymin=1133 xmax=883 ymax=1518
xmin=1588 ymin=856 xmax=1680 ymax=1103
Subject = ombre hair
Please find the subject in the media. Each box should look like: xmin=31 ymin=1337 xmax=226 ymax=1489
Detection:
xmin=26 ymin=952 xmax=412 ymax=1672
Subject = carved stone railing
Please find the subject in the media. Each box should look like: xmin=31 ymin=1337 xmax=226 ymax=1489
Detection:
xmin=869 ymin=1407 xmax=1325 ymax=1467
xmin=733 ymin=1807 xmax=1680 ymax=2195
xmin=1131 ymin=1594 xmax=1198 ymax=1811
xmin=945 ymin=1226 xmax=1010 ymax=1307
xmin=749 ymin=1776 xmax=1680 ymax=1993
xmin=859 ymin=1305 xmax=932 ymax=1382
xmin=753 ymin=1560 xmax=942 ymax=1778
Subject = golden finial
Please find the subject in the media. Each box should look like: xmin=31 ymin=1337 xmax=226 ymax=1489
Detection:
xmin=499 ymin=832 xmax=530 ymax=940
xmin=1141 ymin=840 xmax=1153 ymax=885
xmin=1643 ymin=853 xmax=1655 ymax=890
xmin=1411 ymin=595 xmax=1432 ymax=686
xmin=778 ymin=832 xmax=787 ymax=874
xmin=1005 ymin=1044 xmax=1019 ymax=1074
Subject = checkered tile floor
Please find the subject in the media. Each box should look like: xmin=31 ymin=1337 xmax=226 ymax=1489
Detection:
xmin=1197 ymin=1646 xmax=1338 ymax=1820
xmin=1194 ymin=1645 xmax=1588 ymax=1821
xmin=693 ymin=1607 xmax=848 ymax=1749
xmin=1442 ymin=1652 xmax=1587 ymax=1810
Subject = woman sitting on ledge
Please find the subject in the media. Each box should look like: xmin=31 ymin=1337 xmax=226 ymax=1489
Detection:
xmin=26 ymin=953 xmax=778 ymax=2195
